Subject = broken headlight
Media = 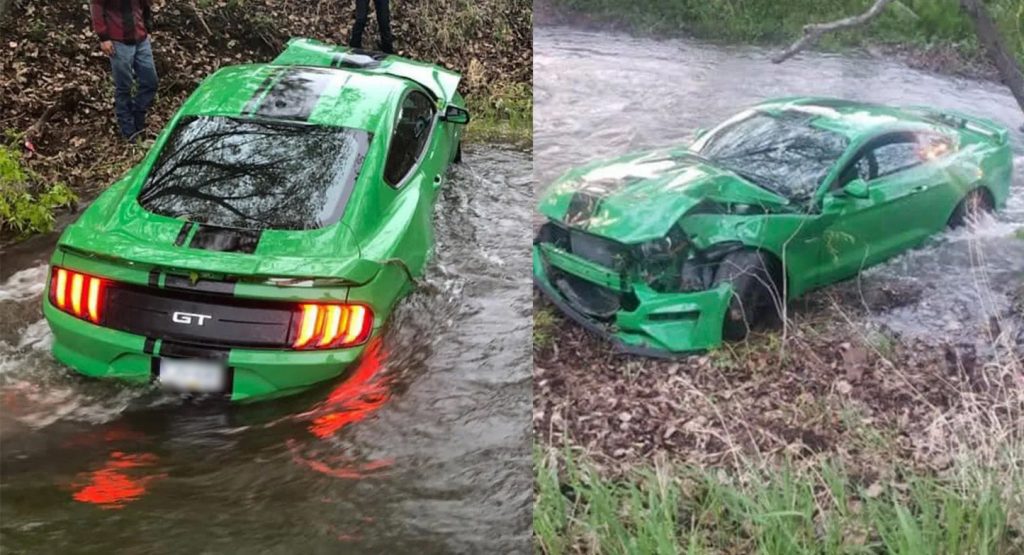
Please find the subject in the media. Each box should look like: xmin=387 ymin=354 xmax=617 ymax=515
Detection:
xmin=634 ymin=227 xmax=689 ymax=261
xmin=632 ymin=227 xmax=690 ymax=291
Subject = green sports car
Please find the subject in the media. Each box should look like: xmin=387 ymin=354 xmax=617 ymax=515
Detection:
xmin=534 ymin=97 xmax=1013 ymax=355
xmin=43 ymin=38 xmax=469 ymax=401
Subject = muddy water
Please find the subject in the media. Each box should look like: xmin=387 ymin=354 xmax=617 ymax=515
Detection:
xmin=535 ymin=26 xmax=1024 ymax=347
xmin=0 ymin=147 xmax=532 ymax=553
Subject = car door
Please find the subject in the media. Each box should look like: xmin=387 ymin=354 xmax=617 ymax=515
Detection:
xmin=815 ymin=131 xmax=932 ymax=284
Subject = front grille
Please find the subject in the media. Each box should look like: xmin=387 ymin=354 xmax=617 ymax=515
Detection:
xmin=102 ymin=283 xmax=296 ymax=348
xmin=569 ymin=230 xmax=625 ymax=268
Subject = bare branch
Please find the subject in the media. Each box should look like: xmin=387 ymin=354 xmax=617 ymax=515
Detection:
xmin=772 ymin=0 xmax=897 ymax=64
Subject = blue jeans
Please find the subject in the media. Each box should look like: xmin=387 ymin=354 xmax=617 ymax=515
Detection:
xmin=110 ymin=38 xmax=158 ymax=138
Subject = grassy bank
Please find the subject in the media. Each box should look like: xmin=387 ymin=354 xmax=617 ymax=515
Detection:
xmin=0 ymin=0 xmax=531 ymax=243
xmin=542 ymin=0 xmax=1024 ymax=67
xmin=535 ymin=446 xmax=1023 ymax=554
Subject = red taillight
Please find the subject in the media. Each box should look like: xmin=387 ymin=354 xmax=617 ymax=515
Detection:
xmin=292 ymin=303 xmax=372 ymax=350
xmin=50 ymin=267 xmax=106 ymax=324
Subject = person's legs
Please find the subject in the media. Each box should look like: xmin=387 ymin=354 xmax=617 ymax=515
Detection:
xmin=373 ymin=0 xmax=394 ymax=53
xmin=109 ymin=42 xmax=138 ymax=138
xmin=349 ymin=0 xmax=370 ymax=48
xmin=131 ymin=38 xmax=159 ymax=134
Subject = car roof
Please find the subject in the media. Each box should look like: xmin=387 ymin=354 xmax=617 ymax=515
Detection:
xmin=177 ymin=63 xmax=413 ymax=132
xmin=754 ymin=97 xmax=939 ymax=141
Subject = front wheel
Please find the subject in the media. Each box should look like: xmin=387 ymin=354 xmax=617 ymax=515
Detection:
xmin=712 ymin=250 xmax=781 ymax=341
xmin=948 ymin=188 xmax=993 ymax=228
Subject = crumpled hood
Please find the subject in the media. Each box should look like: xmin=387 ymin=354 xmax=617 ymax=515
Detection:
xmin=538 ymin=148 xmax=790 ymax=244
xmin=59 ymin=176 xmax=379 ymax=283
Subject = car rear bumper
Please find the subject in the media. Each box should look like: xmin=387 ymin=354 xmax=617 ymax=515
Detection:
xmin=44 ymin=301 xmax=366 ymax=402
xmin=533 ymin=245 xmax=731 ymax=355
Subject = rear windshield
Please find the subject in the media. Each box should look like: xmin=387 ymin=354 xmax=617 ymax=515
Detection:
xmin=696 ymin=112 xmax=848 ymax=202
xmin=138 ymin=116 xmax=371 ymax=230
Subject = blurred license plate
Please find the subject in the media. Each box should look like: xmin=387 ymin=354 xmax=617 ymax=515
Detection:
xmin=159 ymin=358 xmax=226 ymax=393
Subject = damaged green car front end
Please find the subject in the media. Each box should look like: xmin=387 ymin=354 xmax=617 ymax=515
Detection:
xmin=534 ymin=97 xmax=1013 ymax=355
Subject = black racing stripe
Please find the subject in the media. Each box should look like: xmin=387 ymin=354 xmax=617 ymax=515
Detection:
xmin=164 ymin=274 xmax=237 ymax=296
xmin=188 ymin=224 xmax=261 ymax=254
xmin=158 ymin=341 xmax=229 ymax=361
xmin=174 ymin=221 xmax=194 ymax=246
xmin=224 ymin=367 xmax=235 ymax=400
xmin=252 ymin=67 xmax=345 ymax=121
xmin=242 ymin=68 xmax=283 ymax=115
xmin=143 ymin=337 xmax=157 ymax=354
xmin=147 ymin=269 xmax=160 ymax=288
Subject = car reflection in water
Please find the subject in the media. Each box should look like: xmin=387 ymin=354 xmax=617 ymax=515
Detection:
xmin=288 ymin=337 xmax=396 ymax=478
xmin=71 ymin=451 xmax=168 ymax=510
xmin=66 ymin=337 xmax=395 ymax=510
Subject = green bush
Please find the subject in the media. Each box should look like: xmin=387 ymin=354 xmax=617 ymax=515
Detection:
xmin=0 ymin=142 xmax=76 ymax=238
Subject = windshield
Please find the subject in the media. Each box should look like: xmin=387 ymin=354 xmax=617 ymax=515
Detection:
xmin=138 ymin=116 xmax=372 ymax=230
xmin=697 ymin=112 xmax=848 ymax=202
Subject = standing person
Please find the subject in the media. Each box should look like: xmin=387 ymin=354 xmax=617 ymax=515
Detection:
xmin=90 ymin=0 xmax=158 ymax=142
xmin=349 ymin=0 xmax=395 ymax=54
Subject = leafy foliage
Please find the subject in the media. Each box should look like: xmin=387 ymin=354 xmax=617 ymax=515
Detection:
xmin=0 ymin=139 xmax=76 ymax=239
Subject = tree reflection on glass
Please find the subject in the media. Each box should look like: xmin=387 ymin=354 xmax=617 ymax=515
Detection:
xmin=139 ymin=116 xmax=372 ymax=230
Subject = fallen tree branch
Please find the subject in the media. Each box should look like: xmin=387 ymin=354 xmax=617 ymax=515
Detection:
xmin=190 ymin=0 xmax=213 ymax=36
xmin=24 ymin=88 xmax=78 ymax=146
xmin=772 ymin=0 xmax=897 ymax=64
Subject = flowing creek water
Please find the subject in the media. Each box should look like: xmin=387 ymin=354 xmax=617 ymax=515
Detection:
xmin=0 ymin=146 xmax=533 ymax=553
xmin=535 ymin=26 xmax=1024 ymax=350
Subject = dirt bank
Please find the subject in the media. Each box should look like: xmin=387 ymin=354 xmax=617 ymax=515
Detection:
xmin=534 ymin=275 xmax=1023 ymax=478
xmin=0 ymin=0 xmax=530 ymax=244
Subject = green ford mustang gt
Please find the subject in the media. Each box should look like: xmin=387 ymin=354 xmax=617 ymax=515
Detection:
xmin=44 ymin=38 xmax=468 ymax=401
xmin=535 ymin=97 xmax=1013 ymax=355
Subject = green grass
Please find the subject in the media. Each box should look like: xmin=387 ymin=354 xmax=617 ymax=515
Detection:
xmin=535 ymin=446 xmax=1022 ymax=554
xmin=534 ymin=306 xmax=559 ymax=349
xmin=549 ymin=0 xmax=1024 ymax=65
xmin=465 ymin=81 xmax=533 ymax=146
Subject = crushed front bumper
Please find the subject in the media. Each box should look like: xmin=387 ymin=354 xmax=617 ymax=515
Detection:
xmin=533 ymin=244 xmax=732 ymax=356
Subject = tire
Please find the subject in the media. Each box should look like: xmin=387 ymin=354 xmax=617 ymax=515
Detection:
xmin=948 ymin=188 xmax=993 ymax=228
xmin=712 ymin=250 xmax=781 ymax=341
xmin=454 ymin=141 xmax=463 ymax=163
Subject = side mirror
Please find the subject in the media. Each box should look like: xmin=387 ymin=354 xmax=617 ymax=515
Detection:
xmin=841 ymin=178 xmax=869 ymax=199
xmin=693 ymin=127 xmax=708 ymax=139
xmin=441 ymin=105 xmax=470 ymax=125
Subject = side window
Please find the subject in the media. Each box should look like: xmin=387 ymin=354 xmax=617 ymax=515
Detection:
xmin=384 ymin=90 xmax=436 ymax=187
xmin=836 ymin=153 xmax=873 ymax=189
xmin=871 ymin=140 xmax=919 ymax=178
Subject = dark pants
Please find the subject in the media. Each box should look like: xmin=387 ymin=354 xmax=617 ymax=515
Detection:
xmin=110 ymin=38 xmax=158 ymax=139
xmin=349 ymin=0 xmax=394 ymax=54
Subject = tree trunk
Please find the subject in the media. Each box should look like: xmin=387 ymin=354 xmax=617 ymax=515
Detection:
xmin=959 ymin=0 xmax=1024 ymax=118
